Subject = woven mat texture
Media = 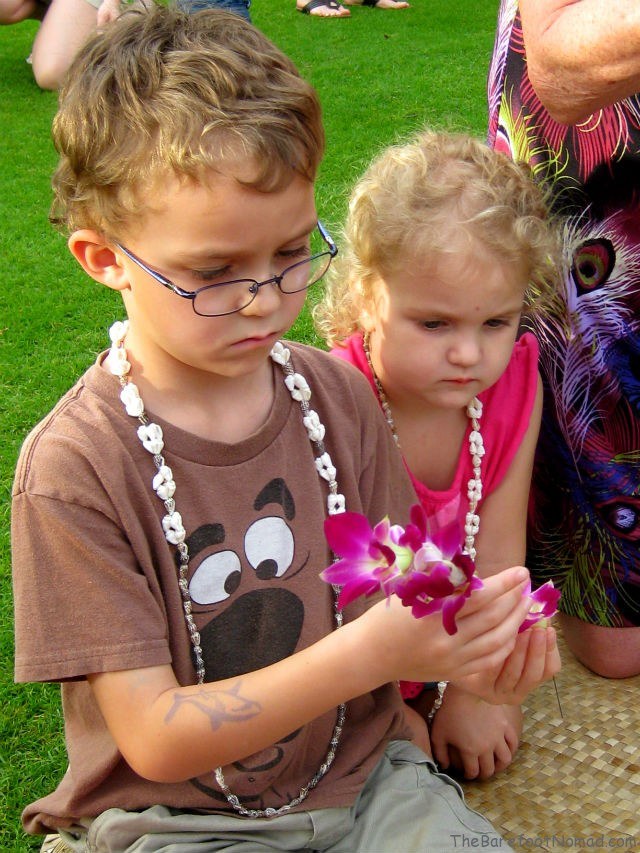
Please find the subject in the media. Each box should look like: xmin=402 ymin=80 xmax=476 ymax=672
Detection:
xmin=462 ymin=629 xmax=640 ymax=850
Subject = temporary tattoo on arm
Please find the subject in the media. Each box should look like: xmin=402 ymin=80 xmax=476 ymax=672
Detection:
xmin=164 ymin=681 xmax=262 ymax=731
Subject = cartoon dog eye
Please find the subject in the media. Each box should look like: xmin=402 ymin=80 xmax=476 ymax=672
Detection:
xmin=189 ymin=550 xmax=242 ymax=605
xmin=244 ymin=517 xmax=294 ymax=580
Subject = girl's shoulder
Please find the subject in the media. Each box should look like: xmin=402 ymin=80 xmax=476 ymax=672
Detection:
xmin=482 ymin=332 xmax=539 ymax=411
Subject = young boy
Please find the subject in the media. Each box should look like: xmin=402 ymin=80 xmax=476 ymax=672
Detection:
xmin=11 ymin=6 xmax=558 ymax=850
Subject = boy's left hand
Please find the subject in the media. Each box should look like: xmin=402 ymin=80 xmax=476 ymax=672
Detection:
xmin=454 ymin=625 xmax=560 ymax=706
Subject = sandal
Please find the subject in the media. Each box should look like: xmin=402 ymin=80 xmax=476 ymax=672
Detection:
xmin=297 ymin=0 xmax=350 ymax=16
xmin=346 ymin=0 xmax=409 ymax=7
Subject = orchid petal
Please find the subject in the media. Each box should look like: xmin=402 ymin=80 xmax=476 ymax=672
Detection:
xmin=319 ymin=558 xmax=364 ymax=586
xmin=441 ymin=594 xmax=468 ymax=636
xmin=518 ymin=580 xmax=561 ymax=633
xmin=324 ymin=512 xmax=374 ymax=559
xmin=410 ymin=596 xmax=444 ymax=619
xmin=337 ymin=576 xmax=383 ymax=609
xmin=430 ymin=517 xmax=465 ymax=557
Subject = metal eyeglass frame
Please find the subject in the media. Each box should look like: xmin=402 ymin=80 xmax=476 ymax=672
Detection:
xmin=115 ymin=220 xmax=338 ymax=317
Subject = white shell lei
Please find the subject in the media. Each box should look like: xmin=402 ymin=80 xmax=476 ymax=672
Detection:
xmin=464 ymin=398 xmax=484 ymax=561
xmin=107 ymin=322 xmax=346 ymax=818
xmin=362 ymin=332 xmax=483 ymax=560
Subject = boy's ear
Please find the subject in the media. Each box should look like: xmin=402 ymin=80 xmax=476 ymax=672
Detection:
xmin=68 ymin=230 xmax=130 ymax=292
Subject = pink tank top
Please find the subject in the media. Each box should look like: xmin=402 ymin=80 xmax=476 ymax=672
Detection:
xmin=331 ymin=332 xmax=540 ymax=699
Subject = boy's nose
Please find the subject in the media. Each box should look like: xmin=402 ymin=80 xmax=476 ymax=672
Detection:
xmin=240 ymin=278 xmax=283 ymax=316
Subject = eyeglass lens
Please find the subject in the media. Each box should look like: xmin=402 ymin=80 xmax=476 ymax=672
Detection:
xmin=193 ymin=231 xmax=334 ymax=317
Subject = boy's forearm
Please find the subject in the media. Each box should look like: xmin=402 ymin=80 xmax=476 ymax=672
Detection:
xmin=89 ymin=616 xmax=384 ymax=783
xmin=88 ymin=568 xmax=535 ymax=782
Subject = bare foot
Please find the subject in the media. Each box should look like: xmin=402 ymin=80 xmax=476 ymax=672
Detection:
xmin=297 ymin=0 xmax=350 ymax=16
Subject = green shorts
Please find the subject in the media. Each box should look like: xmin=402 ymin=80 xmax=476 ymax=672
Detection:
xmin=57 ymin=741 xmax=512 ymax=852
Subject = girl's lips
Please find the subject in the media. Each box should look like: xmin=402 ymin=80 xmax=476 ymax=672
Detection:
xmin=446 ymin=378 xmax=475 ymax=385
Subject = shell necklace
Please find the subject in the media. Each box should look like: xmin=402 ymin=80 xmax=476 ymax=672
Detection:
xmin=106 ymin=320 xmax=347 ymax=818
xmin=362 ymin=332 xmax=483 ymax=560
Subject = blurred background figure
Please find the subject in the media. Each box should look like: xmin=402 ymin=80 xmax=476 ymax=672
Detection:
xmin=296 ymin=0 xmax=408 ymax=20
xmin=177 ymin=0 xmax=250 ymax=21
xmin=0 ymin=0 xmax=123 ymax=89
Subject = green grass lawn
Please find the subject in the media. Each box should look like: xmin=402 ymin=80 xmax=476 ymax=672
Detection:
xmin=0 ymin=1 xmax=498 ymax=847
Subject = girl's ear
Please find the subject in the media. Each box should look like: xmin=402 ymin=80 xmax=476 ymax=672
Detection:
xmin=359 ymin=275 xmax=384 ymax=333
xmin=68 ymin=230 xmax=130 ymax=292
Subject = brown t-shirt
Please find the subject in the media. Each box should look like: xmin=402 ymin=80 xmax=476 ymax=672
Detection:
xmin=12 ymin=342 xmax=417 ymax=835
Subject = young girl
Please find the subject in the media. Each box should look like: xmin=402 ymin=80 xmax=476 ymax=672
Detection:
xmin=314 ymin=129 xmax=561 ymax=780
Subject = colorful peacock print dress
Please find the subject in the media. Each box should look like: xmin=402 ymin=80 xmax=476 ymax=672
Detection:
xmin=488 ymin=0 xmax=640 ymax=627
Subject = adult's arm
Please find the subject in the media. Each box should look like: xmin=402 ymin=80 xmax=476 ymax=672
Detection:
xmin=520 ymin=0 xmax=640 ymax=123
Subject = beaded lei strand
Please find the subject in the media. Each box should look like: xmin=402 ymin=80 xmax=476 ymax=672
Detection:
xmin=362 ymin=333 xmax=484 ymax=723
xmin=362 ymin=333 xmax=484 ymax=560
xmin=107 ymin=320 xmax=347 ymax=819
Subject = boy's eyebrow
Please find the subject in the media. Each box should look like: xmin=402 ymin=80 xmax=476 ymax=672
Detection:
xmin=173 ymin=221 xmax=320 ymax=265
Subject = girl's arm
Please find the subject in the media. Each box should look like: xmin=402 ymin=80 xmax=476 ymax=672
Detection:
xmin=520 ymin=0 xmax=640 ymax=123
xmin=472 ymin=373 xmax=543 ymax=578
xmin=88 ymin=567 xmax=534 ymax=783
xmin=429 ymin=375 xmax=544 ymax=779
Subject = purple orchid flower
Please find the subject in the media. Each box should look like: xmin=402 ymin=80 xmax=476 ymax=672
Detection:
xmin=404 ymin=518 xmax=483 ymax=634
xmin=518 ymin=581 xmax=561 ymax=633
xmin=321 ymin=511 xmax=416 ymax=610
xmin=321 ymin=504 xmax=483 ymax=635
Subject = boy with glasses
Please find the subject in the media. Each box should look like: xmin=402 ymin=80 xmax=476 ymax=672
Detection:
xmin=12 ymin=6 xmax=557 ymax=850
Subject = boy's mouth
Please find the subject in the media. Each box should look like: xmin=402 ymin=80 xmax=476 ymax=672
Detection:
xmin=232 ymin=331 xmax=279 ymax=348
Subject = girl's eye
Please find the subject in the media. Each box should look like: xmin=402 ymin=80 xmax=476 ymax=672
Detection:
xmin=422 ymin=320 xmax=443 ymax=330
xmin=485 ymin=318 xmax=508 ymax=328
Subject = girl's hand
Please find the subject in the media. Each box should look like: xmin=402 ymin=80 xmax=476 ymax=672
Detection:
xmin=455 ymin=625 xmax=560 ymax=705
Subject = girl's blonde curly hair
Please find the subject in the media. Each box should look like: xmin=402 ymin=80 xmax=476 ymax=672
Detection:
xmin=314 ymin=129 xmax=561 ymax=347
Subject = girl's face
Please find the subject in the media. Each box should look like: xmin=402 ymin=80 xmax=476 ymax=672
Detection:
xmin=366 ymin=236 xmax=529 ymax=413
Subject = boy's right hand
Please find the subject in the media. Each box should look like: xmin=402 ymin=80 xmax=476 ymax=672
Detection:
xmin=360 ymin=565 xmax=532 ymax=687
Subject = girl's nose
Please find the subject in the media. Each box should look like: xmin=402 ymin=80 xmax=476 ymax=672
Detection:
xmin=448 ymin=334 xmax=481 ymax=366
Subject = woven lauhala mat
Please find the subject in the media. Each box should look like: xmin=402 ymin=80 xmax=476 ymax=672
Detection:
xmin=462 ymin=628 xmax=640 ymax=850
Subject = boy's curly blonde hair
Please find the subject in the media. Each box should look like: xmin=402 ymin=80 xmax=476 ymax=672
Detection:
xmin=50 ymin=4 xmax=324 ymax=237
xmin=314 ymin=129 xmax=561 ymax=347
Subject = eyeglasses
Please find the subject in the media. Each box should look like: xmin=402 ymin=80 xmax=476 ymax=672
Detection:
xmin=115 ymin=221 xmax=337 ymax=318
